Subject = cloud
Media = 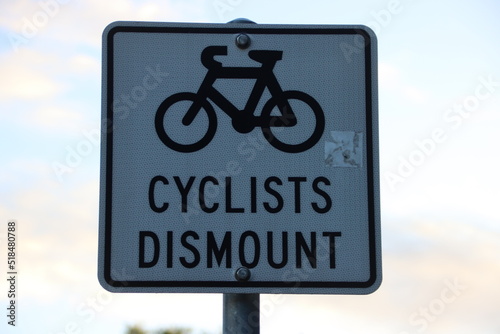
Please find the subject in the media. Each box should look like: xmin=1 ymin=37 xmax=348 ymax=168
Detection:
xmin=403 ymin=84 xmax=429 ymax=103
xmin=0 ymin=47 xmax=100 ymax=137
xmin=0 ymin=97 xmax=93 ymax=137
xmin=34 ymin=0 xmax=209 ymax=49
xmin=379 ymin=61 xmax=429 ymax=104
xmin=379 ymin=62 xmax=400 ymax=88
xmin=0 ymin=52 xmax=63 ymax=101
xmin=0 ymin=0 xmax=43 ymax=32
xmin=0 ymin=168 xmax=99 ymax=302
xmin=0 ymin=49 xmax=65 ymax=100
xmin=0 ymin=0 xmax=208 ymax=57
xmin=69 ymin=54 xmax=100 ymax=74
xmin=31 ymin=105 xmax=86 ymax=133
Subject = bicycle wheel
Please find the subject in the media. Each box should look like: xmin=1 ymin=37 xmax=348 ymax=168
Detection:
xmin=155 ymin=92 xmax=217 ymax=153
xmin=260 ymin=90 xmax=325 ymax=153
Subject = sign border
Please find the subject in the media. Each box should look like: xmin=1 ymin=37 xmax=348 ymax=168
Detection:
xmin=99 ymin=22 xmax=380 ymax=294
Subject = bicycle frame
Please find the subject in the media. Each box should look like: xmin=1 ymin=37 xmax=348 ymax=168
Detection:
xmin=183 ymin=60 xmax=296 ymax=133
xmin=155 ymin=46 xmax=324 ymax=153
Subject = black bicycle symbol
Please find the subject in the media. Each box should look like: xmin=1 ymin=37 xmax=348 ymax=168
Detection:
xmin=155 ymin=45 xmax=325 ymax=153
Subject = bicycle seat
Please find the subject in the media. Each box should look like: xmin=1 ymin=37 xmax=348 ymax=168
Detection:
xmin=201 ymin=46 xmax=228 ymax=69
xmin=248 ymin=50 xmax=283 ymax=64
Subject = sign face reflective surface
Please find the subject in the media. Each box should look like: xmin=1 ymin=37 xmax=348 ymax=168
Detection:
xmin=98 ymin=21 xmax=381 ymax=294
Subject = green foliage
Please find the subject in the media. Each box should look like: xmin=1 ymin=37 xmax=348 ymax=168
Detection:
xmin=125 ymin=325 xmax=147 ymax=334
xmin=125 ymin=324 xmax=192 ymax=334
xmin=155 ymin=328 xmax=192 ymax=334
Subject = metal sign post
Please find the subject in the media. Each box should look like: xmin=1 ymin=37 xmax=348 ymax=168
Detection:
xmin=223 ymin=293 xmax=260 ymax=334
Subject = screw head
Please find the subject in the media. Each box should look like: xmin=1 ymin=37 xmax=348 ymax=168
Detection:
xmin=235 ymin=267 xmax=251 ymax=281
xmin=235 ymin=33 xmax=251 ymax=49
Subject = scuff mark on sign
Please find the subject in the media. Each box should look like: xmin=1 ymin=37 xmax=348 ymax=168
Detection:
xmin=325 ymin=131 xmax=363 ymax=167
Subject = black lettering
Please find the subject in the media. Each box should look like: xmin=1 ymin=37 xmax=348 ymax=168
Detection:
xmin=296 ymin=232 xmax=316 ymax=268
xmin=239 ymin=231 xmax=260 ymax=268
xmin=149 ymin=175 xmax=169 ymax=213
xmin=174 ymin=176 xmax=195 ymax=213
xmin=226 ymin=177 xmax=244 ymax=213
xmin=312 ymin=177 xmax=332 ymax=213
xmin=264 ymin=177 xmax=283 ymax=213
xmin=250 ymin=176 xmax=257 ymax=213
xmin=199 ymin=176 xmax=219 ymax=213
xmin=139 ymin=231 xmax=160 ymax=268
xmin=267 ymin=231 xmax=288 ymax=269
xmin=322 ymin=232 xmax=341 ymax=268
xmin=180 ymin=231 xmax=200 ymax=268
xmin=166 ymin=231 xmax=173 ymax=268
xmin=288 ymin=177 xmax=306 ymax=213
xmin=207 ymin=231 xmax=232 ymax=268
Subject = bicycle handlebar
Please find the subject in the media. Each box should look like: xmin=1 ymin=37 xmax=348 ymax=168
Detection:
xmin=201 ymin=46 xmax=228 ymax=69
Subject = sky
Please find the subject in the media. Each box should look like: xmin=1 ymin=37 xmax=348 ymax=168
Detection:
xmin=1 ymin=0 xmax=500 ymax=333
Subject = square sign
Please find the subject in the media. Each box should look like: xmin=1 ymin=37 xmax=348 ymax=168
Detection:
xmin=98 ymin=21 xmax=381 ymax=294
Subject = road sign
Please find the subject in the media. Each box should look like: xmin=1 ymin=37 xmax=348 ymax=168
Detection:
xmin=98 ymin=21 xmax=381 ymax=294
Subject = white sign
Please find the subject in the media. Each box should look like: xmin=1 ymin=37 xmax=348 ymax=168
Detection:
xmin=98 ymin=21 xmax=381 ymax=294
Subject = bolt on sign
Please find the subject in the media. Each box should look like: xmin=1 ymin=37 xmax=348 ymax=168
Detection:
xmin=98 ymin=21 xmax=381 ymax=294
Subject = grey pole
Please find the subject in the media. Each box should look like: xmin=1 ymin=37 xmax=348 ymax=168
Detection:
xmin=223 ymin=293 xmax=260 ymax=334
